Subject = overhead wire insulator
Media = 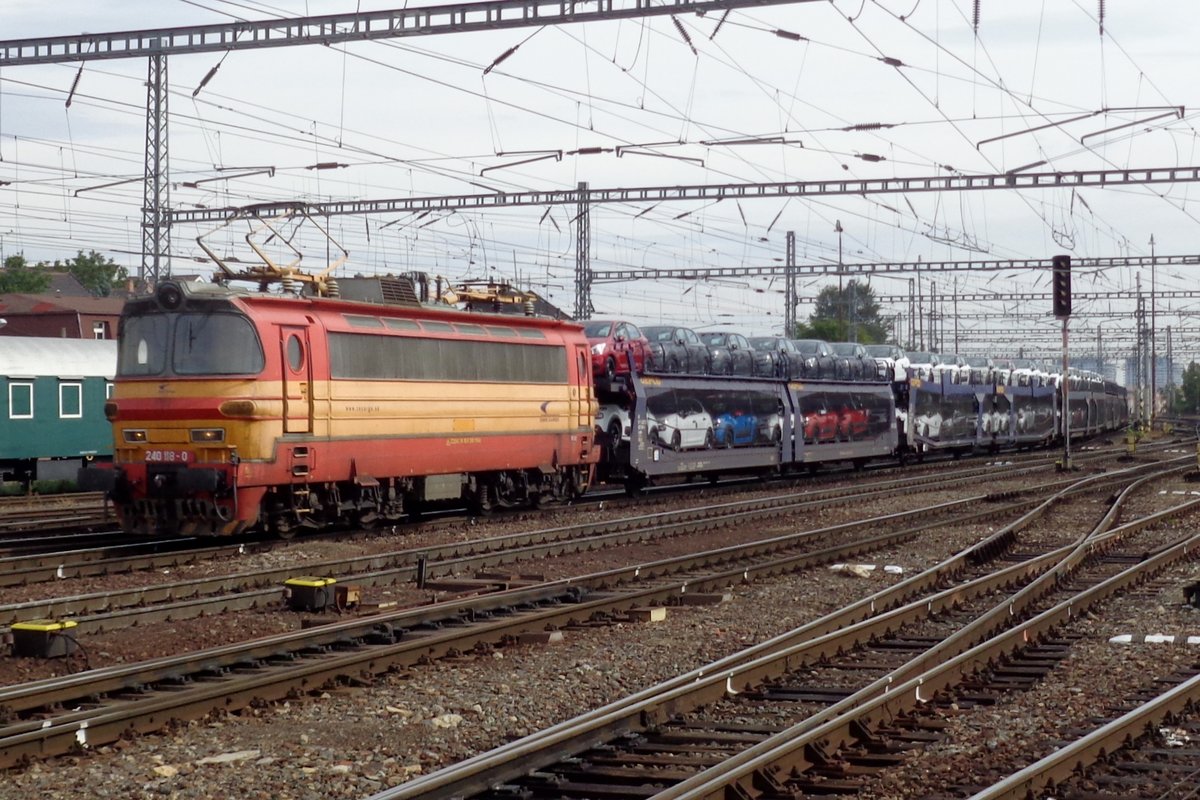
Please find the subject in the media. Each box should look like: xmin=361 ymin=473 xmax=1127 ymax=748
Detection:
xmin=1098 ymin=0 xmax=1106 ymax=35
xmin=671 ymin=16 xmax=698 ymax=56
xmin=709 ymin=9 xmax=730 ymax=40
xmin=973 ymin=0 xmax=981 ymax=34
xmin=65 ymin=65 xmax=83 ymax=108
xmin=483 ymin=45 xmax=519 ymax=75
xmin=192 ymin=61 xmax=222 ymax=98
xmin=774 ymin=29 xmax=807 ymax=41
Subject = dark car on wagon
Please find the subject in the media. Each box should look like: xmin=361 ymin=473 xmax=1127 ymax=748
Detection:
xmin=642 ymin=325 xmax=711 ymax=374
xmin=748 ymin=337 xmax=802 ymax=378
xmin=698 ymin=332 xmax=757 ymax=377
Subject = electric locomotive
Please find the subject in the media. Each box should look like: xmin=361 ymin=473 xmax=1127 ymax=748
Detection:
xmin=89 ymin=280 xmax=598 ymax=537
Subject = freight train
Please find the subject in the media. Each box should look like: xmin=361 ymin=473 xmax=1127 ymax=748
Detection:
xmin=81 ymin=279 xmax=1128 ymax=537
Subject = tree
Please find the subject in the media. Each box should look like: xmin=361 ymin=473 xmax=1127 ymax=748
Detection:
xmin=0 ymin=254 xmax=51 ymax=294
xmin=792 ymin=279 xmax=890 ymax=343
xmin=56 ymin=250 xmax=128 ymax=297
xmin=1176 ymin=362 xmax=1200 ymax=415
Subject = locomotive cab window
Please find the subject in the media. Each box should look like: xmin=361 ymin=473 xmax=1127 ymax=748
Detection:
xmin=118 ymin=315 xmax=169 ymax=376
xmin=174 ymin=314 xmax=265 ymax=375
xmin=117 ymin=312 xmax=265 ymax=376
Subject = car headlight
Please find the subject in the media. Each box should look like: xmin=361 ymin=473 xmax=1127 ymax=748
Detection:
xmin=591 ymin=343 xmax=607 ymax=355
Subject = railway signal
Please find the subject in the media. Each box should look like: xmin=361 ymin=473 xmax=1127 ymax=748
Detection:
xmin=1052 ymin=254 xmax=1072 ymax=470
xmin=1052 ymin=254 xmax=1072 ymax=319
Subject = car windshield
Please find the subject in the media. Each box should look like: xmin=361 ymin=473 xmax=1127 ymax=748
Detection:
xmin=864 ymin=345 xmax=901 ymax=358
xmin=907 ymin=352 xmax=938 ymax=364
xmin=830 ymin=343 xmax=859 ymax=356
xmin=582 ymin=321 xmax=615 ymax=338
xmin=748 ymin=338 xmax=779 ymax=350
xmin=643 ymin=327 xmax=676 ymax=342
xmin=700 ymin=333 xmax=727 ymax=345
xmin=793 ymin=340 xmax=824 ymax=354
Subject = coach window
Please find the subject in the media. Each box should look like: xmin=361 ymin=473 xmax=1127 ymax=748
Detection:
xmin=105 ymin=382 xmax=114 ymax=399
xmin=287 ymin=335 xmax=304 ymax=372
xmin=8 ymin=382 xmax=33 ymax=419
xmin=59 ymin=382 xmax=82 ymax=419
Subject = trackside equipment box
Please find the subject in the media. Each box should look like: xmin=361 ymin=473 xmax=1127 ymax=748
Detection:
xmin=283 ymin=576 xmax=337 ymax=611
xmin=11 ymin=619 xmax=79 ymax=658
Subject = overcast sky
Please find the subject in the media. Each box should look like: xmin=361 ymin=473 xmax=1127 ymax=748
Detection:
xmin=2 ymin=0 xmax=1199 ymax=364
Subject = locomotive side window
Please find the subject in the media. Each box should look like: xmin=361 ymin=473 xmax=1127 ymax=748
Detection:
xmin=118 ymin=315 xmax=169 ymax=376
xmin=174 ymin=314 xmax=265 ymax=376
xmin=287 ymin=335 xmax=304 ymax=372
xmin=330 ymin=333 xmax=566 ymax=383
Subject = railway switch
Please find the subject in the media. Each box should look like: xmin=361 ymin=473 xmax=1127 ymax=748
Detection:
xmin=283 ymin=576 xmax=338 ymax=612
xmin=11 ymin=619 xmax=79 ymax=658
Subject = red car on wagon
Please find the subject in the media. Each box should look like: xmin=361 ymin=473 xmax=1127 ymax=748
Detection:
xmin=582 ymin=320 xmax=650 ymax=381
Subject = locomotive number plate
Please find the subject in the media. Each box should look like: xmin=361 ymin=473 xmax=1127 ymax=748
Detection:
xmin=145 ymin=449 xmax=193 ymax=464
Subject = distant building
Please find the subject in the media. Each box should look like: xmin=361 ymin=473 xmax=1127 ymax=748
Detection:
xmin=0 ymin=293 xmax=125 ymax=338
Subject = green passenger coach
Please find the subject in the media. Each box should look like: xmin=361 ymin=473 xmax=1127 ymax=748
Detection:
xmin=0 ymin=336 xmax=118 ymax=484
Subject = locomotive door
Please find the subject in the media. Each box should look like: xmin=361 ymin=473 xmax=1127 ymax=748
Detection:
xmin=280 ymin=326 xmax=313 ymax=434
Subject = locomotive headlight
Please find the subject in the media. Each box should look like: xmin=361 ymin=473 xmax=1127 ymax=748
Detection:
xmin=590 ymin=342 xmax=607 ymax=355
xmin=123 ymin=429 xmax=148 ymax=443
xmin=190 ymin=428 xmax=226 ymax=443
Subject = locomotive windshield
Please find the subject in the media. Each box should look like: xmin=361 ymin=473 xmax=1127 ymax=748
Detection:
xmin=118 ymin=312 xmax=265 ymax=377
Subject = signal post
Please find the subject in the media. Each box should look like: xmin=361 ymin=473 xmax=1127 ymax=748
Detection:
xmin=1053 ymin=254 xmax=1072 ymax=470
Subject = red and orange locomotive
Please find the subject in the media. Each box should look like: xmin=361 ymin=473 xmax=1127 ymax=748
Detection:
xmin=96 ymin=280 xmax=597 ymax=537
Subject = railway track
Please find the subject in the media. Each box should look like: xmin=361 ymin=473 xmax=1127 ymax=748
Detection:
xmin=0 ymin=451 xmax=1148 ymax=631
xmin=0 ymin=457 xmax=1187 ymax=768
xmin=367 ymin=464 xmax=1200 ymax=799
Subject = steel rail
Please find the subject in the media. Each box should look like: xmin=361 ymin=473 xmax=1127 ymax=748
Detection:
xmin=0 ymin=457 xmax=1154 ymax=764
xmin=967 ymin=671 xmax=1200 ymax=800
xmin=0 ymin=453 xmax=1080 ymax=624
xmin=0 ymin=486 xmax=1031 ymax=716
xmin=365 ymin=461 xmax=1188 ymax=798
xmin=655 ymin=499 xmax=1200 ymax=799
